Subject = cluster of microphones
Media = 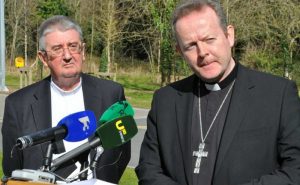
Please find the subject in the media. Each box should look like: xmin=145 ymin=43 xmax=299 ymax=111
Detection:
xmin=8 ymin=101 xmax=138 ymax=184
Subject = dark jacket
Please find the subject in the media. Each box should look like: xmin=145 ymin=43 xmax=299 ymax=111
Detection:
xmin=136 ymin=64 xmax=300 ymax=185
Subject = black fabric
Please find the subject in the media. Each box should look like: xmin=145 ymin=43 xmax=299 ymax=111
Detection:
xmin=192 ymin=81 xmax=233 ymax=185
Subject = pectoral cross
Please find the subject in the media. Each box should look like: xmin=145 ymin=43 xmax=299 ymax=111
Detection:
xmin=193 ymin=143 xmax=208 ymax=174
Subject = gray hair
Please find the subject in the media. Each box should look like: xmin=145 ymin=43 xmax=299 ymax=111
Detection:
xmin=38 ymin=15 xmax=83 ymax=51
xmin=172 ymin=0 xmax=227 ymax=37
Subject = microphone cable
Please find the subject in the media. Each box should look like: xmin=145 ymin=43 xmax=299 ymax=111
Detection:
xmin=67 ymin=150 xmax=123 ymax=183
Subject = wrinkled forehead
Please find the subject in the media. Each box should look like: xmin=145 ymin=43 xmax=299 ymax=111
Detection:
xmin=43 ymin=29 xmax=82 ymax=48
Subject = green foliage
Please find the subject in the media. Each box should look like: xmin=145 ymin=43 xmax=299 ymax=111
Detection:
xmin=99 ymin=47 xmax=108 ymax=72
xmin=3 ymin=0 xmax=300 ymax=87
xmin=37 ymin=0 xmax=74 ymax=19
xmin=291 ymin=56 xmax=300 ymax=87
xmin=160 ymin=39 xmax=174 ymax=85
xmin=223 ymin=0 xmax=300 ymax=80
xmin=174 ymin=57 xmax=192 ymax=77
xmin=149 ymin=0 xmax=178 ymax=85
xmin=242 ymin=49 xmax=284 ymax=76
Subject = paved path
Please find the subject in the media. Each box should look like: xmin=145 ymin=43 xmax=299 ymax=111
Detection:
xmin=0 ymin=93 xmax=7 ymax=151
xmin=0 ymin=93 xmax=148 ymax=169
xmin=129 ymin=108 xmax=148 ymax=168
xmin=0 ymin=93 xmax=6 ymax=122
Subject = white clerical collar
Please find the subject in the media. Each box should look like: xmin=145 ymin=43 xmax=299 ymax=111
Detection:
xmin=205 ymin=83 xmax=221 ymax=91
xmin=50 ymin=77 xmax=82 ymax=95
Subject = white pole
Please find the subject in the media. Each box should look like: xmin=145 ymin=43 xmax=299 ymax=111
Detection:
xmin=0 ymin=0 xmax=8 ymax=92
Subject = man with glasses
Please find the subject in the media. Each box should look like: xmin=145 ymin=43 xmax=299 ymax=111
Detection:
xmin=2 ymin=15 xmax=130 ymax=184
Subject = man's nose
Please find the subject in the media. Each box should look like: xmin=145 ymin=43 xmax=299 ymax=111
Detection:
xmin=196 ymin=42 xmax=209 ymax=58
xmin=62 ymin=48 xmax=72 ymax=61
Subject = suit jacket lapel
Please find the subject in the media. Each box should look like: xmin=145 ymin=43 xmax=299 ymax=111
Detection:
xmin=82 ymin=74 xmax=102 ymax=117
xmin=31 ymin=77 xmax=52 ymax=132
xmin=30 ymin=77 xmax=52 ymax=154
xmin=175 ymin=75 xmax=198 ymax=185
xmin=214 ymin=65 xmax=255 ymax=175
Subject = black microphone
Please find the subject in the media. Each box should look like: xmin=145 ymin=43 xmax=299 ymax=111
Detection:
xmin=16 ymin=126 xmax=66 ymax=150
xmin=51 ymin=115 xmax=138 ymax=170
xmin=16 ymin=110 xmax=97 ymax=149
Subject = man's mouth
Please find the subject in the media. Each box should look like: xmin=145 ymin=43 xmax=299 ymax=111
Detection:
xmin=199 ymin=60 xmax=215 ymax=67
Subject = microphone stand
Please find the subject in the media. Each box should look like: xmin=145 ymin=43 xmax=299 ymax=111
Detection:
xmin=41 ymin=142 xmax=53 ymax=171
xmin=68 ymin=146 xmax=104 ymax=183
xmin=79 ymin=160 xmax=88 ymax=181
xmin=91 ymin=146 xmax=104 ymax=178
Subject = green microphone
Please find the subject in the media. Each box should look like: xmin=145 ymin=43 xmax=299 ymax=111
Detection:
xmin=99 ymin=100 xmax=134 ymax=125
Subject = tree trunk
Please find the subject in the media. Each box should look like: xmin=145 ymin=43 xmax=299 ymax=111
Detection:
xmin=9 ymin=0 xmax=22 ymax=67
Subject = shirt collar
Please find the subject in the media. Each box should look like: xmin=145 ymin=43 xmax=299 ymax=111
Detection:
xmin=203 ymin=63 xmax=238 ymax=91
xmin=50 ymin=78 xmax=82 ymax=95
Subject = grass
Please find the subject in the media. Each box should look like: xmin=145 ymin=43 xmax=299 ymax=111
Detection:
xmin=116 ymin=73 xmax=160 ymax=109
xmin=5 ymin=73 xmax=20 ymax=92
xmin=119 ymin=167 xmax=138 ymax=185
xmin=5 ymin=70 xmax=160 ymax=109
xmin=0 ymin=153 xmax=2 ymax=177
xmin=124 ymin=89 xmax=153 ymax=109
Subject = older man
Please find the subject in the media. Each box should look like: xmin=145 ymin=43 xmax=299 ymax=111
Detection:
xmin=2 ymin=15 xmax=130 ymax=184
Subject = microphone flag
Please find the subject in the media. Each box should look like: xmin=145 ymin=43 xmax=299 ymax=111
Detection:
xmin=97 ymin=115 xmax=138 ymax=149
xmin=57 ymin=110 xmax=97 ymax=142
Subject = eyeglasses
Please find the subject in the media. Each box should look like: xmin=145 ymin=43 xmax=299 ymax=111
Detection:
xmin=42 ymin=43 xmax=84 ymax=57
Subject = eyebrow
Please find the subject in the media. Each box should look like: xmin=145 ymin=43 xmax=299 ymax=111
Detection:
xmin=50 ymin=42 xmax=80 ymax=48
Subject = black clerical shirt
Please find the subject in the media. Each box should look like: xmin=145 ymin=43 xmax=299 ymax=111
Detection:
xmin=191 ymin=65 xmax=238 ymax=185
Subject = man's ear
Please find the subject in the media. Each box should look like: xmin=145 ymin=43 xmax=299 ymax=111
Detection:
xmin=38 ymin=51 xmax=48 ymax=67
xmin=226 ymin=25 xmax=235 ymax=47
xmin=81 ymin=43 xmax=86 ymax=61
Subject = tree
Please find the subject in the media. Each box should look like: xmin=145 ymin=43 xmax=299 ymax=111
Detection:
xmin=36 ymin=0 xmax=73 ymax=19
xmin=5 ymin=0 xmax=25 ymax=66
xmin=222 ymin=0 xmax=300 ymax=79
xmin=95 ymin=0 xmax=136 ymax=73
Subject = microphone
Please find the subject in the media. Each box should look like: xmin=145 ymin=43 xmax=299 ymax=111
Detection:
xmin=51 ymin=115 xmax=138 ymax=170
xmin=16 ymin=110 xmax=97 ymax=150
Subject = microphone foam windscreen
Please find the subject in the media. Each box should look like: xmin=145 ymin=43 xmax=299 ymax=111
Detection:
xmin=57 ymin=110 xmax=97 ymax=142
xmin=99 ymin=101 xmax=134 ymax=125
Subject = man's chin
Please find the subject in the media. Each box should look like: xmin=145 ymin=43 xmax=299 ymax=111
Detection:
xmin=61 ymin=72 xmax=81 ymax=79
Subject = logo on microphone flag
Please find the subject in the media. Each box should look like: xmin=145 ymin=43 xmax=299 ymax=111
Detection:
xmin=116 ymin=120 xmax=127 ymax=143
xmin=57 ymin=110 xmax=97 ymax=142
